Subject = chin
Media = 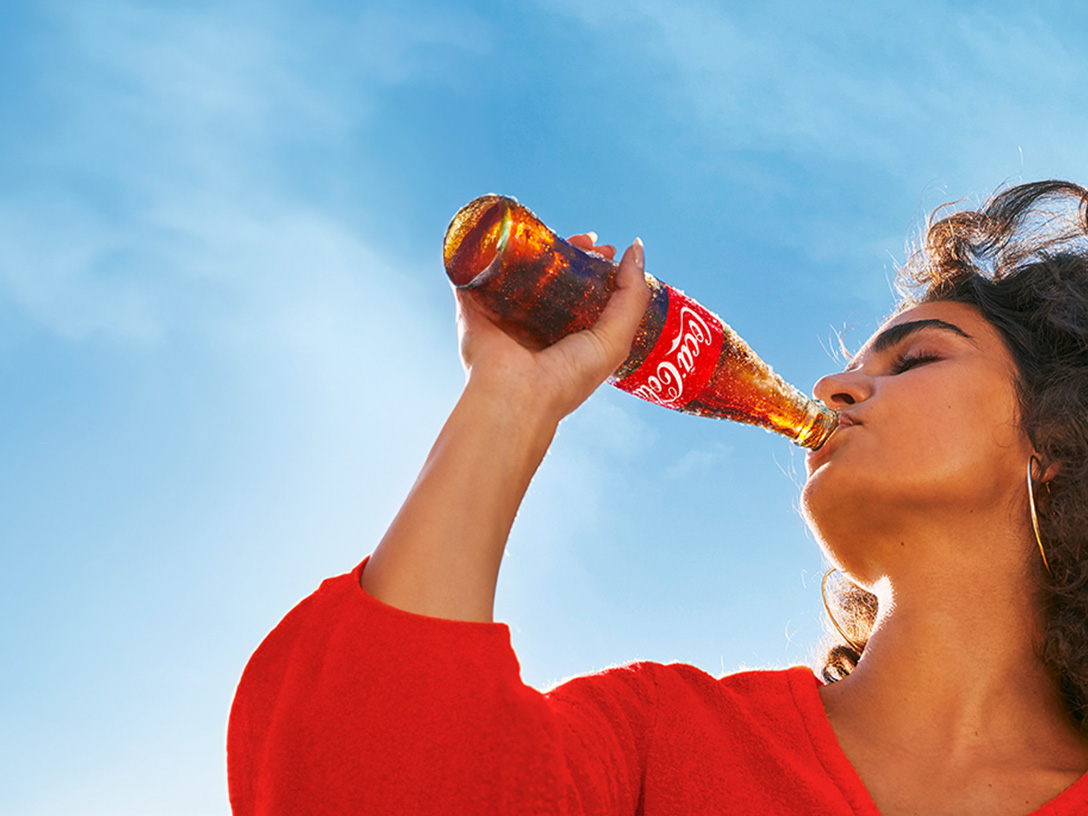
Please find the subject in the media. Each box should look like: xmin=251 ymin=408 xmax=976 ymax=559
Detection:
xmin=799 ymin=464 xmax=837 ymax=538
xmin=800 ymin=467 xmax=882 ymax=583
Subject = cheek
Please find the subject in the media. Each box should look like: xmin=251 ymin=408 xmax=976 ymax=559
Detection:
xmin=803 ymin=379 xmax=1025 ymax=506
xmin=883 ymin=380 xmax=1026 ymax=500
xmin=936 ymin=376 xmax=1026 ymax=461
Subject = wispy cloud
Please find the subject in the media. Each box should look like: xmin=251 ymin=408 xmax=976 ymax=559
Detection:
xmin=0 ymin=0 xmax=493 ymax=349
xmin=664 ymin=440 xmax=733 ymax=479
xmin=0 ymin=7 xmax=501 ymax=809
xmin=540 ymin=0 xmax=1086 ymax=178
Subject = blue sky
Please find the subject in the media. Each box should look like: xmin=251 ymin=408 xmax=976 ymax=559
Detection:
xmin=2 ymin=1 xmax=1087 ymax=813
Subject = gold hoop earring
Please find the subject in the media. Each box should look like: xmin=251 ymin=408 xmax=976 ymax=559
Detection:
xmin=1028 ymin=456 xmax=1054 ymax=577
xmin=821 ymin=568 xmax=865 ymax=653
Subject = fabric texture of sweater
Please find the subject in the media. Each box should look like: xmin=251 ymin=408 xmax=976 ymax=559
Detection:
xmin=228 ymin=561 xmax=1088 ymax=815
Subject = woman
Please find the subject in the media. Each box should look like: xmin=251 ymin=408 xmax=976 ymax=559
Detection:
xmin=228 ymin=181 xmax=1088 ymax=815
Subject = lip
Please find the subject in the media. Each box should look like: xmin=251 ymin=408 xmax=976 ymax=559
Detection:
xmin=835 ymin=413 xmax=858 ymax=429
xmin=805 ymin=412 xmax=859 ymax=470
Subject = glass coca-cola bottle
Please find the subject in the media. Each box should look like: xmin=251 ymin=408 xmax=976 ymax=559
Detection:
xmin=443 ymin=194 xmax=838 ymax=449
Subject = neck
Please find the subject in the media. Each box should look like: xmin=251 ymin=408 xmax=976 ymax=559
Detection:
xmin=821 ymin=565 xmax=1084 ymax=766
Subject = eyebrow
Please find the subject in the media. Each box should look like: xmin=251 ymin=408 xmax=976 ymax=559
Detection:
xmin=846 ymin=319 xmax=974 ymax=371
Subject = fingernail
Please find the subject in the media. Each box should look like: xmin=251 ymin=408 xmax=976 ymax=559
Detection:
xmin=632 ymin=237 xmax=644 ymax=269
xmin=587 ymin=231 xmax=598 ymax=243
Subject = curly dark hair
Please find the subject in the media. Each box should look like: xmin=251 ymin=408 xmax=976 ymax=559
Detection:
xmin=821 ymin=180 xmax=1088 ymax=727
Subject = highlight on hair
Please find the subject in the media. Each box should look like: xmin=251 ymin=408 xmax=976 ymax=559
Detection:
xmin=820 ymin=181 xmax=1088 ymax=727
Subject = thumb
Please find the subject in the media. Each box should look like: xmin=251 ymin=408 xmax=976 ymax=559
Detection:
xmin=588 ymin=238 xmax=651 ymax=370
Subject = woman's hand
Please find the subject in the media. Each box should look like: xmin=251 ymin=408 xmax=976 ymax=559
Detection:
xmin=363 ymin=234 xmax=648 ymax=622
xmin=455 ymin=236 xmax=649 ymax=426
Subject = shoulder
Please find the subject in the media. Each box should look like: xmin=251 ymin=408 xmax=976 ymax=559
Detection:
xmin=650 ymin=663 xmax=819 ymax=720
xmin=644 ymin=661 xmax=817 ymax=698
xmin=623 ymin=663 xmax=824 ymax=754
xmin=547 ymin=660 xmax=816 ymax=696
xmin=542 ymin=663 xmax=830 ymax=800
xmin=544 ymin=662 xmax=818 ymax=727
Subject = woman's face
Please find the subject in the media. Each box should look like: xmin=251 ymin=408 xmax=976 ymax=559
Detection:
xmin=801 ymin=300 xmax=1035 ymax=584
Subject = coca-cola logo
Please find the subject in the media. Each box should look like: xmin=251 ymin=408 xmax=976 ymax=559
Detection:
xmin=630 ymin=306 xmax=715 ymax=405
xmin=631 ymin=361 xmax=683 ymax=403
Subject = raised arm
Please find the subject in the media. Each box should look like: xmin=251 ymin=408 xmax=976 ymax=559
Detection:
xmin=361 ymin=237 xmax=650 ymax=622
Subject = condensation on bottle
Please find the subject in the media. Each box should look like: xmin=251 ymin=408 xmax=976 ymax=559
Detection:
xmin=443 ymin=194 xmax=838 ymax=449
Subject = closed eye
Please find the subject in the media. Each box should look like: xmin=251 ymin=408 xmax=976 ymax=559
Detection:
xmin=889 ymin=351 xmax=942 ymax=375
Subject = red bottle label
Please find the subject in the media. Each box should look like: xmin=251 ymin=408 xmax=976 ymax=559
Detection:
xmin=614 ymin=286 xmax=724 ymax=408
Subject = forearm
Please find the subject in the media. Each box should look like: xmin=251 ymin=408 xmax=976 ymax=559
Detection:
xmin=361 ymin=381 xmax=559 ymax=622
xmin=362 ymin=238 xmax=647 ymax=622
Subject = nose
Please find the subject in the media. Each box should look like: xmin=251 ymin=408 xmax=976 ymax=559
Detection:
xmin=812 ymin=369 xmax=871 ymax=408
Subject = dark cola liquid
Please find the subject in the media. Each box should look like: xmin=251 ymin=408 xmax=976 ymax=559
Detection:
xmin=443 ymin=194 xmax=837 ymax=449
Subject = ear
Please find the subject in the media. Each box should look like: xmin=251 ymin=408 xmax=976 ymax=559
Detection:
xmin=1031 ymin=454 xmax=1059 ymax=485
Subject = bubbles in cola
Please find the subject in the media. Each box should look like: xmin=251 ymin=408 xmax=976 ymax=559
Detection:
xmin=443 ymin=194 xmax=838 ymax=449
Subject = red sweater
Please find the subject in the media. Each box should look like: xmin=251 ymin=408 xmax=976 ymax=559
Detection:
xmin=228 ymin=562 xmax=1088 ymax=814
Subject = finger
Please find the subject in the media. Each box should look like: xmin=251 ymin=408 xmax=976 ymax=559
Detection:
xmin=582 ymin=239 xmax=651 ymax=369
xmin=569 ymin=233 xmax=617 ymax=261
xmin=453 ymin=287 xmax=501 ymax=339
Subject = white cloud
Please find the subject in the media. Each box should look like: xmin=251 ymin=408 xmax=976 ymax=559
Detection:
xmin=539 ymin=0 xmax=1087 ymax=180
xmin=0 ymin=0 xmax=492 ymax=350
xmin=348 ymin=6 xmax=496 ymax=84
xmin=664 ymin=440 xmax=733 ymax=479
xmin=0 ymin=202 xmax=164 ymax=342
xmin=533 ymin=0 xmax=1088 ymax=315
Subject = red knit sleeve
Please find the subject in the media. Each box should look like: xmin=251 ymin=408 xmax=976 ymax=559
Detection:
xmin=227 ymin=560 xmax=658 ymax=816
